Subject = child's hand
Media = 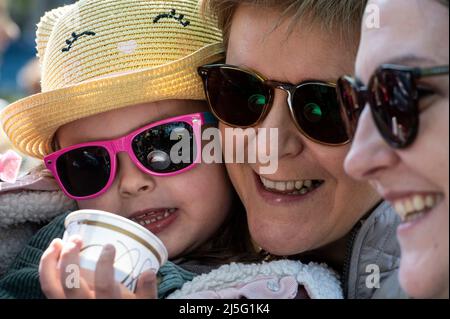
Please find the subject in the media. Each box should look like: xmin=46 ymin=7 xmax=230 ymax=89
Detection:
xmin=39 ymin=236 xmax=157 ymax=299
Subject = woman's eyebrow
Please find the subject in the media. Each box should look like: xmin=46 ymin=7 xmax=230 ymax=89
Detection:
xmin=381 ymin=54 xmax=437 ymax=67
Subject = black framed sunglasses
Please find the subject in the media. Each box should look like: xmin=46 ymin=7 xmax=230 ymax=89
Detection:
xmin=337 ymin=64 xmax=449 ymax=149
xmin=198 ymin=64 xmax=350 ymax=146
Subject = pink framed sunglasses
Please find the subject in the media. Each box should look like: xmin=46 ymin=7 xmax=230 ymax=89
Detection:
xmin=44 ymin=112 xmax=217 ymax=200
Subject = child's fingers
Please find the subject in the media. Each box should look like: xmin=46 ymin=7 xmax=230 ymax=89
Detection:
xmin=135 ymin=270 xmax=157 ymax=299
xmin=59 ymin=236 xmax=93 ymax=298
xmin=94 ymin=244 xmax=121 ymax=299
xmin=39 ymin=238 xmax=65 ymax=299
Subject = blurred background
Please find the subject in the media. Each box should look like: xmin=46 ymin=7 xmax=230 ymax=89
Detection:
xmin=1 ymin=0 xmax=74 ymax=105
xmin=1 ymin=0 xmax=75 ymax=176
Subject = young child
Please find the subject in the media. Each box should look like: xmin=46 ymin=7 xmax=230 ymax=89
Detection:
xmin=0 ymin=0 xmax=255 ymax=299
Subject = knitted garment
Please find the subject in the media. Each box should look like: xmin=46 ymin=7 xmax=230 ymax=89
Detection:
xmin=168 ymin=260 xmax=343 ymax=299
xmin=0 ymin=165 xmax=77 ymax=276
xmin=0 ymin=213 xmax=196 ymax=299
xmin=0 ymin=190 xmax=76 ymax=276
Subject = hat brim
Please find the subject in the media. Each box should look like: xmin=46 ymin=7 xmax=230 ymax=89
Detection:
xmin=1 ymin=43 xmax=224 ymax=159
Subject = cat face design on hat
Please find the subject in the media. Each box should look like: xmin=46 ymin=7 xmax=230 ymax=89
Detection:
xmin=1 ymin=0 xmax=224 ymax=159
xmin=38 ymin=0 xmax=222 ymax=91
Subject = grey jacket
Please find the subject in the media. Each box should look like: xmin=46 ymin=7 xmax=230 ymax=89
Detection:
xmin=346 ymin=201 xmax=408 ymax=299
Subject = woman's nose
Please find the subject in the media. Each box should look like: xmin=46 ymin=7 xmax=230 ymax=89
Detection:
xmin=345 ymin=106 xmax=399 ymax=180
xmin=116 ymin=152 xmax=156 ymax=197
xmin=257 ymin=89 xmax=305 ymax=160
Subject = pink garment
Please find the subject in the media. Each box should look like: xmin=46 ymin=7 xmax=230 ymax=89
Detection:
xmin=182 ymin=276 xmax=299 ymax=299
xmin=0 ymin=150 xmax=22 ymax=183
xmin=0 ymin=164 xmax=59 ymax=193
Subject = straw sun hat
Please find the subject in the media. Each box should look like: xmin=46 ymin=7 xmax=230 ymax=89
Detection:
xmin=1 ymin=0 xmax=224 ymax=159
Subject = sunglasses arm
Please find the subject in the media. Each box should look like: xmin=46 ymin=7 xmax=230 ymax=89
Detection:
xmin=201 ymin=111 xmax=218 ymax=125
xmin=416 ymin=65 xmax=450 ymax=78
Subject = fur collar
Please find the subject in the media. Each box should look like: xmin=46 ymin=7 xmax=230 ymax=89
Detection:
xmin=168 ymin=260 xmax=343 ymax=299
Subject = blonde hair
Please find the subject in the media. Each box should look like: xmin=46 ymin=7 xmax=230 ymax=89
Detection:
xmin=201 ymin=0 xmax=367 ymax=48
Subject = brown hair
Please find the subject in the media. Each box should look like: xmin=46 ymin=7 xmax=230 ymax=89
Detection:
xmin=182 ymin=190 xmax=261 ymax=265
xmin=201 ymin=0 xmax=368 ymax=48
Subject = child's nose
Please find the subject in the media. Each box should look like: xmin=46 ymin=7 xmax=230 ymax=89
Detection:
xmin=116 ymin=152 xmax=156 ymax=197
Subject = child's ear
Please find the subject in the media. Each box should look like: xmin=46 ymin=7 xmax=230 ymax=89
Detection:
xmin=36 ymin=4 xmax=74 ymax=64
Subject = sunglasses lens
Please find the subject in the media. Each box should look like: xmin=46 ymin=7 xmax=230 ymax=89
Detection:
xmin=204 ymin=67 xmax=270 ymax=126
xmin=56 ymin=146 xmax=111 ymax=197
xmin=337 ymin=77 xmax=363 ymax=139
xmin=292 ymin=84 xmax=349 ymax=144
xmin=370 ymin=69 xmax=418 ymax=148
xmin=132 ymin=122 xmax=196 ymax=173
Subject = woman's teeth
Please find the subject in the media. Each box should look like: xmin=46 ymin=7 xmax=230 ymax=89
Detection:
xmin=131 ymin=208 xmax=176 ymax=226
xmin=259 ymin=176 xmax=322 ymax=195
xmin=393 ymin=194 xmax=441 ymax=223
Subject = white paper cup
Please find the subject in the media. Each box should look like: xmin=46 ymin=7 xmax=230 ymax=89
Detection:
xmin=63 ymin=209 xmax=168 ymax=292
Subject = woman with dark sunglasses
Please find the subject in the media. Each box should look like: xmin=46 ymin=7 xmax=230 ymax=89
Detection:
xmin=342 ymin=0 xmax=449 ymax=298
xmin=200 ymin=0 xmax=406 ymax=298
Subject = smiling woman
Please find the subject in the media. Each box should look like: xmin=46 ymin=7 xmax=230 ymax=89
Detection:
xmin=200 ymin=0 xmax=407 ymax=298
xmin=343 ymin=0 xmax=449 ymax=299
